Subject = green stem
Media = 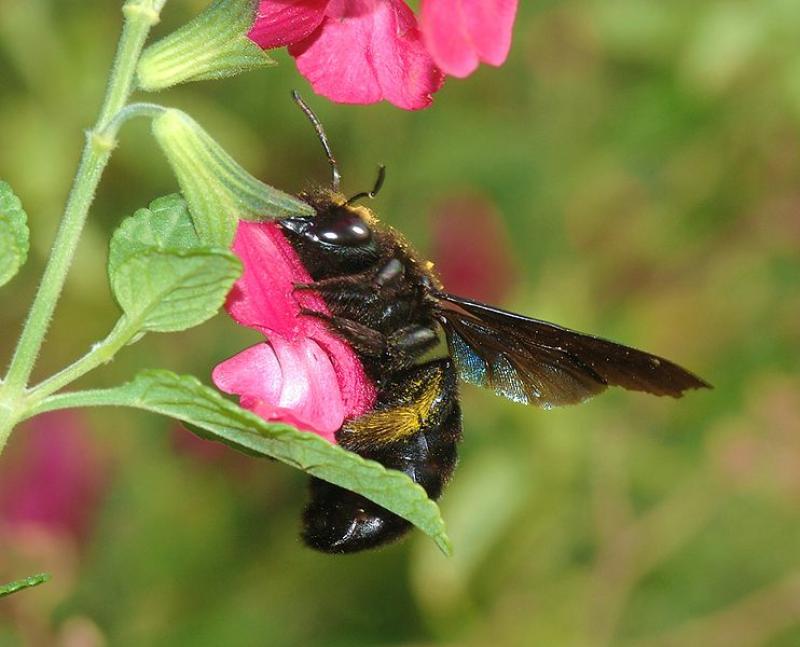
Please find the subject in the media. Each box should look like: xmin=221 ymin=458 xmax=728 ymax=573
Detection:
xmin=105 ymin=102 xmax=166 ymax=134
xmin=0 ymin=0 xmax=166 ymax=451
xmin=28 ymin=317 xmax=140 ymax=404
xmin=24 ymin=389 xmax=126 ymax=420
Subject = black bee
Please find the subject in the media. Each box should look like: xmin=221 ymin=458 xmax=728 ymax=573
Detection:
xmin=281 ymin=92 xmax=709 ymax=554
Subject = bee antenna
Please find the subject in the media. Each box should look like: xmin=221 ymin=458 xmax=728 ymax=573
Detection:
xmin=291 ymin=90 xmax=341 ymax=192
xmin=345 ymin=165 xmax=386 ymax=206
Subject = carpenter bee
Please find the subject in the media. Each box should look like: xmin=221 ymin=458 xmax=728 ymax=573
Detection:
xmin=282 ymin=92 xmax=709 ymax=554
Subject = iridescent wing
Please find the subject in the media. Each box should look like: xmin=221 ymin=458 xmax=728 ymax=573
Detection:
xmin=433 ymin=292 xmax=710 ymax=409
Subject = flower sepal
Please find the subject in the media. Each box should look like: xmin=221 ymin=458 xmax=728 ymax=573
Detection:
xmin=137 ymin=0 xmax=275 ymax=91
xmin=151 ymin=109 xmax=313 ymax=246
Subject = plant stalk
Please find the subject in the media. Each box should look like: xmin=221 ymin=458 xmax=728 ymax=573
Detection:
xmin=0 ymin=0 xmax=166 ymax=452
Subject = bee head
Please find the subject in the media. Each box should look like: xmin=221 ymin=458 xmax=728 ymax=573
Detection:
xmin=279 ymin=199 xmax=382 ymax=277
xmin=286 ymin=91 xmax=388 ymax=277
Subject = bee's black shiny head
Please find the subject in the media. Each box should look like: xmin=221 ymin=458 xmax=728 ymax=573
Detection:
xmin=281 ymin=206 xmax=372 ymax=246
xmin=301 ymin=478 xmax=411 ymax=554
xmin=279 ymin=201 xmax=381 ymax=279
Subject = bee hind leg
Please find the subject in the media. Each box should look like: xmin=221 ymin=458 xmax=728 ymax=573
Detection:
xmin=385 ymin=324 xmax=440 ymax=372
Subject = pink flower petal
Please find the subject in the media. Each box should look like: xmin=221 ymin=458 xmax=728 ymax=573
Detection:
xmin=225 ymin=221 xmax=325 ymax=336
xmin=312 ymin=331 xmax=376 ymax=420
xmin=213 ymin=338 xmax=345 ymax=441
xmin=213 ymin=342 xmax=283 ymax=404
xmin=289 ymin=0 xmax=444 ymax=110
xmin=216 ymin=220 xmax=377 ymax=441
xmin=420 ymin=0 xmax=517 ymax=78
xmin=248 ymin=0 xmax=329 ymax=49
xmin=215 ymin=337 xmax=347 ymax=439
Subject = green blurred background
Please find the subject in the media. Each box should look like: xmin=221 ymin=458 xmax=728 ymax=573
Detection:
xmin=1 ymin=0 xmax=799 ymax=645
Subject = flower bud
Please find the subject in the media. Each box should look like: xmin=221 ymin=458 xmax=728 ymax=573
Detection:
xmin=151 ymin=109 xmax=313 ymax=246
xmin=137 ymin=0 xmax=274 ymax=91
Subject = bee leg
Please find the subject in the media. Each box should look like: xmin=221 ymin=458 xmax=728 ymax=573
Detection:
xmin=291 ymin=281 xmax=316 ymax=291
xmin=338 ymin=359 xmax=458 ymax=452
xmin=297 ymin=306 xmax=331 ymax=321
xmin=385 ymin=325 xmax=439 ymax=371
xmin=299 ymin=308 xmax=386 ymax=357
xmin=294 ymin=258 xmax=404 ymax=294
xmin=372 ymin=258 xmax=405 ymax=289
xmin=295 ymin=281 xmax=377 ymax=309
xmin=302 ymin=360 xmax=461 ymax=554
xmin=292 ymin=271 xmax=374 ymax=292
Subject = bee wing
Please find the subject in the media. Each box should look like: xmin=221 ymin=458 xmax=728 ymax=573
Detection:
xmin=433 ymin=292 xmax=710 ymax=409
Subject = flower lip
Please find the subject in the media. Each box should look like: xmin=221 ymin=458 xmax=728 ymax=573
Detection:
xmin=214 ymin=220 xmax=378 ymax=441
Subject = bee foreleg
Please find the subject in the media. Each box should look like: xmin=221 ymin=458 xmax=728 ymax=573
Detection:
xmin=300 ymin=308 xmax=386 ymax=356
xmin=292 ymin=271 xmax=374 ymax=293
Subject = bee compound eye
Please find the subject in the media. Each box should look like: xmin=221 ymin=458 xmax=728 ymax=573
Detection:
xmin=314 ymin=211 xmax=372 ymax=247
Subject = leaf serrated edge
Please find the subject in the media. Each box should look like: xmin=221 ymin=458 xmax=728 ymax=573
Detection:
xmin=108 ymin=195 xmax=200 ymax=276
xmin=44 ymin=369 xmax=451 ymax=555
xmin=0 ymin=180 xmax=30 ymax=287
xmin=110 ymin=250 xmax=241 ymax=333
xmin=137 ymin=370 xmax=452 ymax=553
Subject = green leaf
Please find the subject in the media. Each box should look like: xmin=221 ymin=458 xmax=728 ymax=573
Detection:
xmin=0 ymin=573 xmax=50 ymax=599
xmin=138 ymin=0 xmax=275 ymax=91
xmin=108 ymin=196 xmax=241 ymax=333
xmin=108 ymin=194 xmax=201 ymax=275
xmin=152 ymin=109 xmax=314 ymax=246
xmin=0 ymin=180 xmax=30 ymax=288
xmin=79 ymin=370 xmax=452 ymax=555
xmin=111 ymin=250 xmax=240 ymax=333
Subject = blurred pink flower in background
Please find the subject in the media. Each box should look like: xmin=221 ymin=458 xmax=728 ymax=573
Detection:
xmin=0 ymin=411 xmax=107 ymax=544
xmin=0 ymin=412 xmax=108 ymax=647
xmin=171 ymin=424 xmax=238 ymax=463
xmin=430 ymin=194 xmax=518 ymax=303
xmin=248 ymin=0 xmax=518 ymax=109
xmin=171 ymin=424 xmax=258 ymax=475
xmin=711 ymin=376 xmax=800 ymax=501
xmin=213 ymin=221 xmax=376 ymax=443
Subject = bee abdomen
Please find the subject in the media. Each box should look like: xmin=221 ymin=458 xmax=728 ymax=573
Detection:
xmin=302 ymin=360 xmax=462 ymax=554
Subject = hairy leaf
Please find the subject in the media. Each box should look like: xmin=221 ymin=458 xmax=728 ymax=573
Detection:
xmin=108 ymin=196 xmax=241 ymax=333
xmin=70 ymin=370 xmax=452 ymax=554
xmin=0 ymin=180 xmax=30 ymax=288
xmin=108 ymin=194 xmax=200 ymax=275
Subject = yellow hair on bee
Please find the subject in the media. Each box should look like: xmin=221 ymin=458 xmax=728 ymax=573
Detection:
xmin=343 ymin=369 xmax=444 ymax=448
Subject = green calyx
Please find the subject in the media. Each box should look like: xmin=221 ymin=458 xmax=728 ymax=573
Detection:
xmin=137 ymin=0 xmax=275 ymax=91
xmin=151 ymin=108 xmax=313 ymax=246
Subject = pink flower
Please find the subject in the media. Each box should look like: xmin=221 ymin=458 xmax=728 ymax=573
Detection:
xmin=248 ymin=0 xmax=517 ymax=109
xmin=0 ymin=412 xmax=107 ymax=543
xmin=419 ymin=0 xmax=518 ymax=78
xmin=212 ymin=221 xmax=376 ymax=443
xmin=430 ymin=194 xmax=517 ymax=303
